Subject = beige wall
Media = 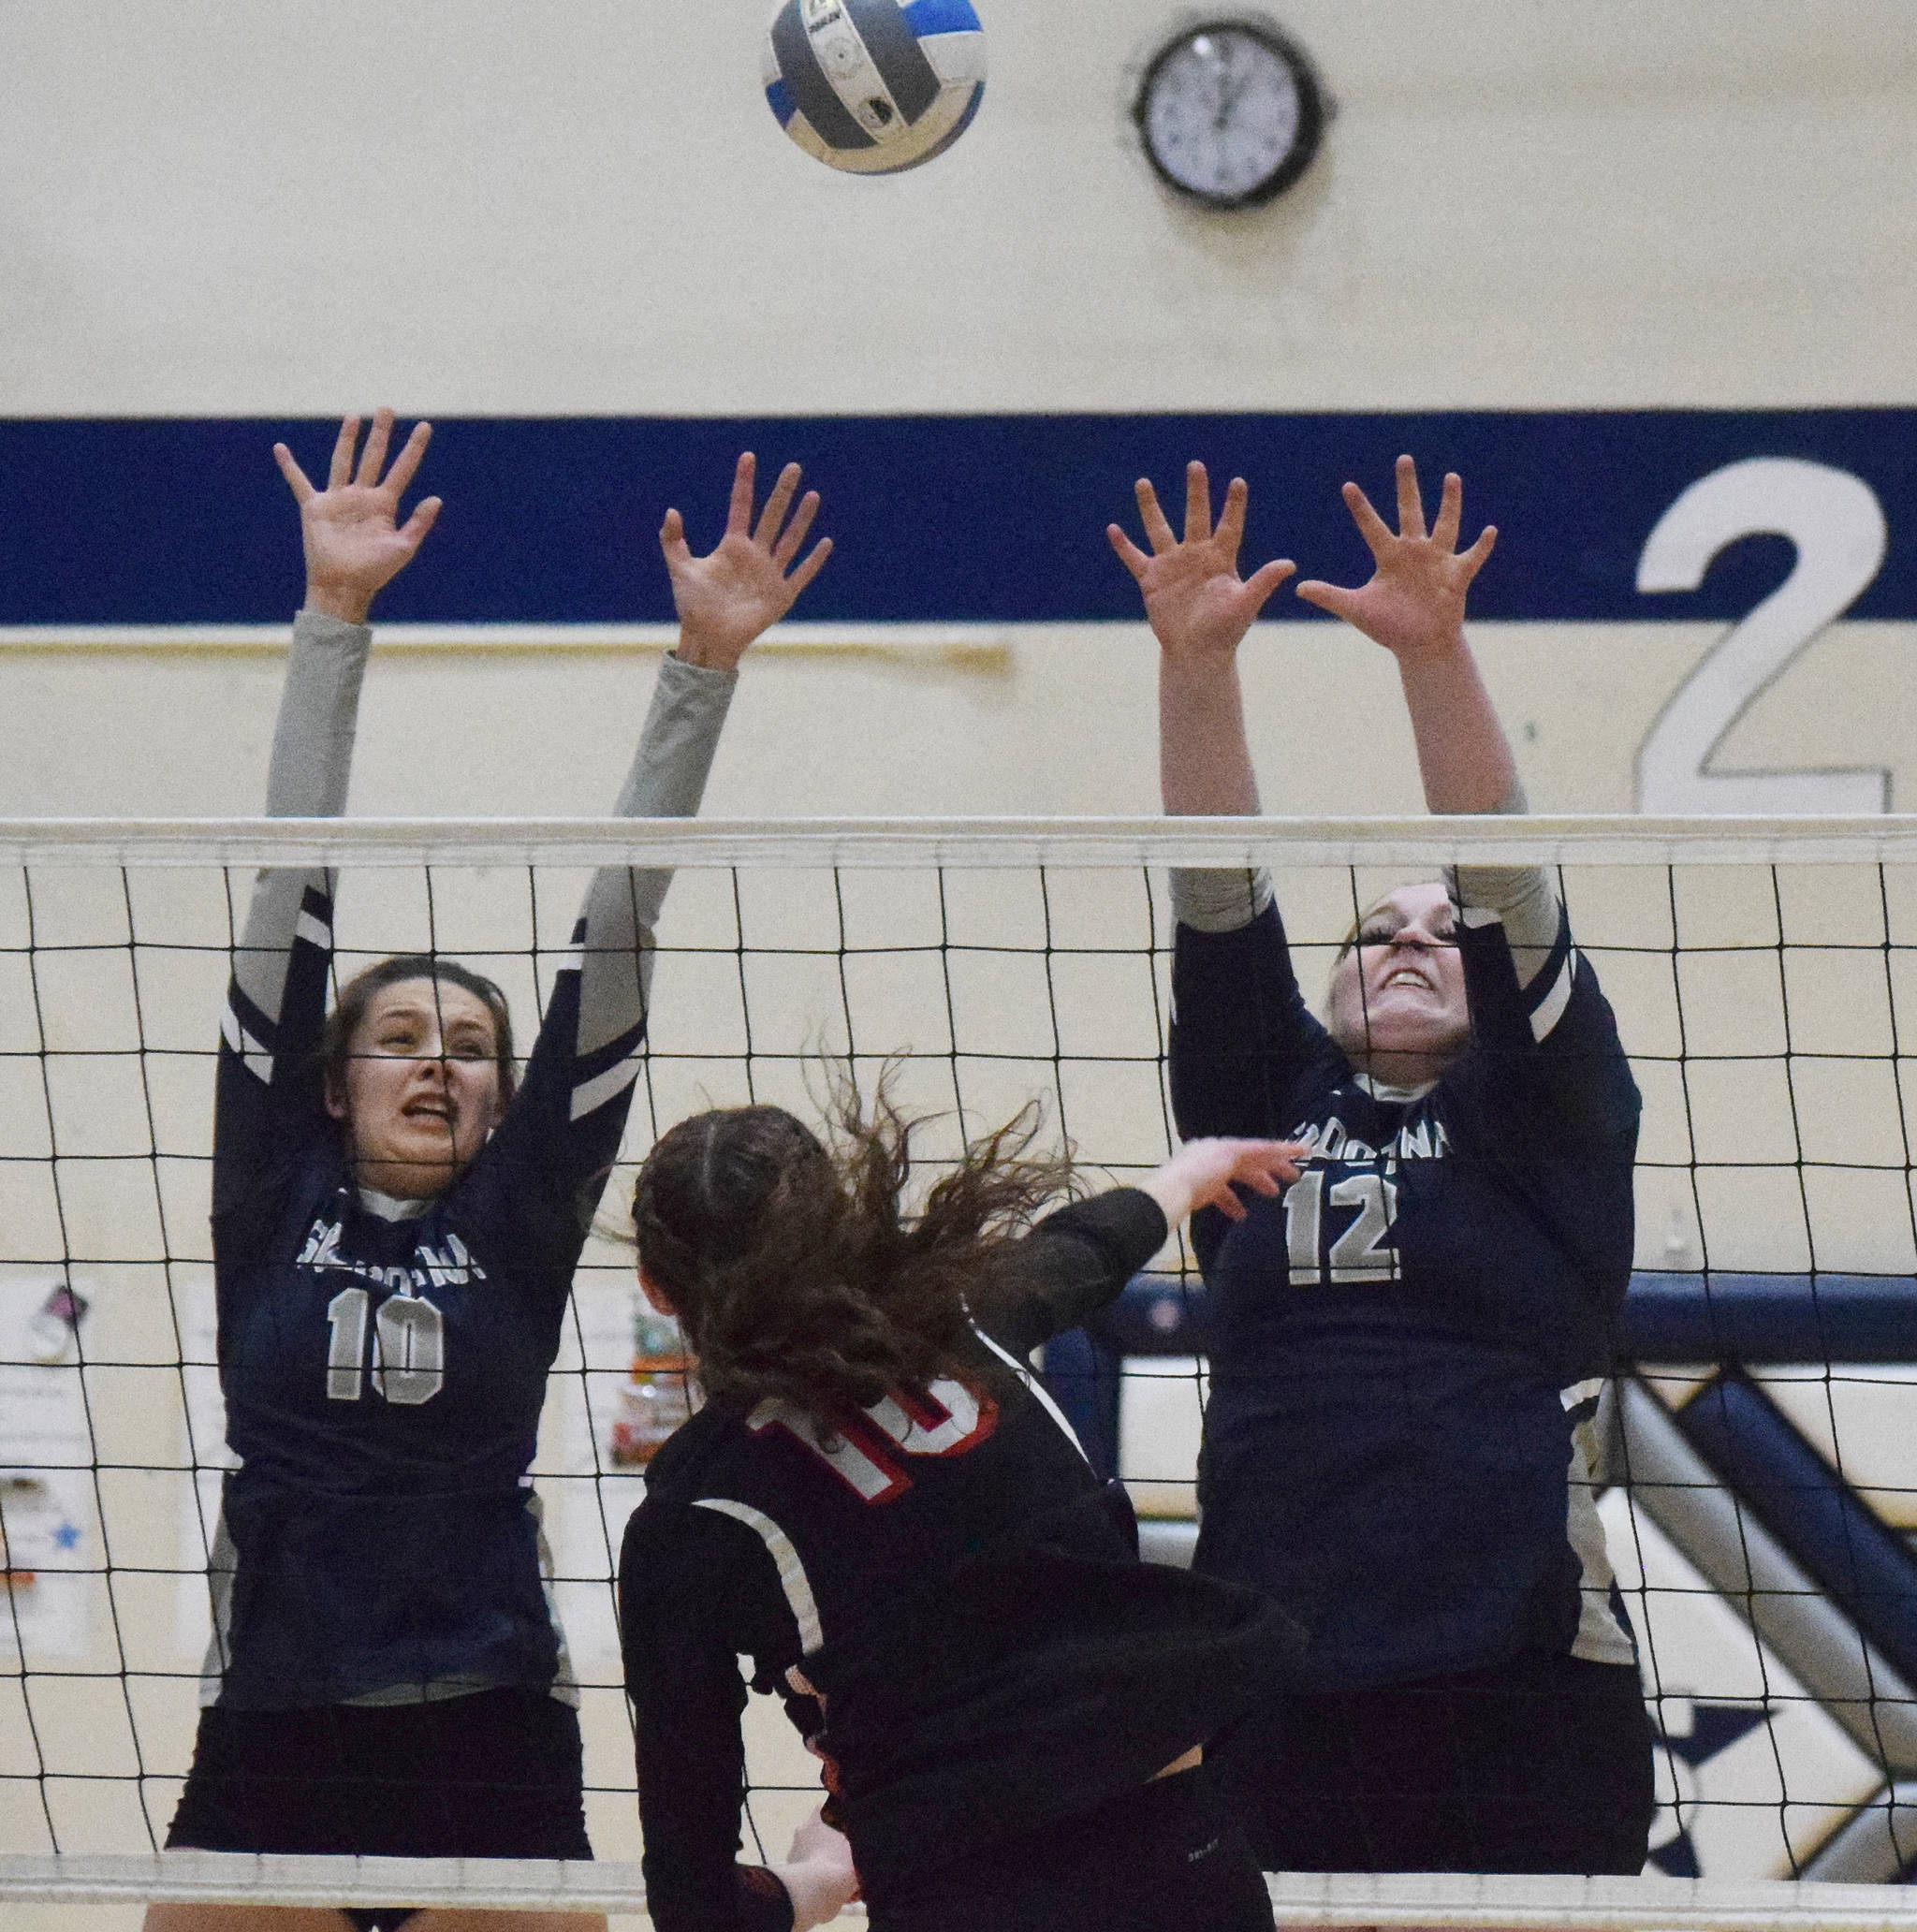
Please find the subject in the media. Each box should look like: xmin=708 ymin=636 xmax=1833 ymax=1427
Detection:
xmin=4 ymin=0 xmax=1917 ymax=1902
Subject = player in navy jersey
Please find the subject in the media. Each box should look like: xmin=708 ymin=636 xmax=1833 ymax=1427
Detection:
xmin=152 ymin=413 xmax=832 ymax=1932
xmin=619 ymin=1098 xmax=1311 ymax=1932
xmin=1108 ymin=456 xmax=1656 ymax=1878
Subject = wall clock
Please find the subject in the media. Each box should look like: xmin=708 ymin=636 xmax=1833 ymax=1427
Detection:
xmin=1134 ymin=20 xmax=1326 ymax=210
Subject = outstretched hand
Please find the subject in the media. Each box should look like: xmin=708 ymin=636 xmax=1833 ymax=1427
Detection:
xmin=663 ymin=453 xmax=834 ymax=672
xmin=1138 ymin=1136 xmax=1310 ymax=1232
xmin=1295 ymin=455 xmax=1496 ymax=661
xmin=274 ymin=410 xmax=441 ymax=626
xmin=1108 ymin=462 xmax=1295 ymax=666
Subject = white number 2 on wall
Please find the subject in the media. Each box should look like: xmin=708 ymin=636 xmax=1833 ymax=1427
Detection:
xmin=1635 ymin=458 xmax=1888 ymax=813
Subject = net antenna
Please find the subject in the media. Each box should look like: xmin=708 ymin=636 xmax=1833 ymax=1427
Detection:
xmin=7 ymin=812 xmax=1917 ymax=1921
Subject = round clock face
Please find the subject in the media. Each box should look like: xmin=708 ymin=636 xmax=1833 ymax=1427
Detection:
xmin=1136 ymin=22 xmax=1324 ymax=210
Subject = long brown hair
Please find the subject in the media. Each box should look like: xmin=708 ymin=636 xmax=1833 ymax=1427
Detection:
xmin=630 ymin=1088 xmax=1073 ymax=1417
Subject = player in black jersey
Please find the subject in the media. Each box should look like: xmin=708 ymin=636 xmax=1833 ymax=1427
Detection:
xmin=1109 ymin=457 xmax=1656 ymax=1878
xmin=153 ymin=414 xmax=832 ymax=1932
xmin=618 ymin=1097 xmax=1310 ymax=1932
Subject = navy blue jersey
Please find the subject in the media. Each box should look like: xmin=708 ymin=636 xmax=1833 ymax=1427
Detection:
xmin=620 ymin=1192 xmax=1301 ymax=1932
xmin=1170 ymin=890 xmax=1641 ymax=1692
xmin=202 ymin=615 xmax=737 ymax=1709
xmin=209 ymin=883 xmax=639 ymax=1707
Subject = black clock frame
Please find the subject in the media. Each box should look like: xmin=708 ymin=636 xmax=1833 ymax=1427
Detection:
xmin=1134 ymin=18 xmax=1327 ymax=211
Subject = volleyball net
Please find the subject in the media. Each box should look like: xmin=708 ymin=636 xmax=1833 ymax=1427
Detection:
xmin=7 ymin=812 xmax=1917 ymax=1924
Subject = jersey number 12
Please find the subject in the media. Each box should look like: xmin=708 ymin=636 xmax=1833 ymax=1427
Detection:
xmin=1285 ymin=1170 xmax=1399 ymax=1286
xmin=326 ymin=1287 xmax=446 ymax=1405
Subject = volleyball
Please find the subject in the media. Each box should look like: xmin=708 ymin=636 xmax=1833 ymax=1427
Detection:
xmin=763 ymin=0 xmax=987 ymax=176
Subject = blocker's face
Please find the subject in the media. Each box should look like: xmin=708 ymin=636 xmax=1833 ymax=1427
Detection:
xmin=1325 ymin=881 xmax=1471 ymax=1079
xmin=328 ymin=978 xmax=505 ymax=1196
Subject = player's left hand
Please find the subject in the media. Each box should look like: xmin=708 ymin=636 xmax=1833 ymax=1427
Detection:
xmin=1140 ymin=1136 xmax=1310 ymax=1229
xmin=664 ymin=452 xmax=833 ymax=672
xmin=1295 ymin=455 xmax=1496 ymax=662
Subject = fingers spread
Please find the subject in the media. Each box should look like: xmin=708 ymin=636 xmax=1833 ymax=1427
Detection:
xmin=357 ymin=407 xmax=395 ymax=488
xmin=1183 ymin=461 xmax=1213 ymax=547
xmin=1395 ymin=453 xmax=1427 ymax=540
xmin=774 ymin=490 xmax=821 ymax=570
xmin=1244 ymin=557 xmax=1297 ymax=613
xmin=726 ymin=453 xmax=757 ymax=536
xmin=756 ymin=461 xmax=802 ymax=549
xmin=788 ymin=535 xmax=834 ymax=596
xmin=328 ymin=417 xmax=360 ymax=490
xmin=383 ymin=420 xmax=433 ymax=500
xmin=658 ymin=506 xmax=689 ymax=559
xmin=1106 ymin=523 xmax=1149 ymax=581
xmin=1459 ymin=522 xmax=1499 ymax=581
xmin=1342 ymin=480 xmax=1393 ymax=556
xmin=1431 ymin=470 xmax=1464 ymax=553
xmin=273 ymin=443 xmax=315 ymax=505
xmin=1216 ymin=475 xmax=1250 ymax=563
xmin=1135 ymin=477 xmax=1176 ymax=555
xmin=1294 ymin=578 xmax=1357 ymax=621
xmin=397 ymin=495 xmax=443 ymax=550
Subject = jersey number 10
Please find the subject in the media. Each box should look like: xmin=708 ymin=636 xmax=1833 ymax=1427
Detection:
xmin=325 ymin=1287 xmax=446 ymax=1405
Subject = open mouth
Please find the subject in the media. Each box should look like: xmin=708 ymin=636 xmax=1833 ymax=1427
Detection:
xmin=1380 ymin=966 xmax=1434 ymax=993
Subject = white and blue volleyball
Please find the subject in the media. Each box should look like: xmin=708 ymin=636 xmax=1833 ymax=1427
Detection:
xmin=763 ymin=0 xmax=987 ymax=176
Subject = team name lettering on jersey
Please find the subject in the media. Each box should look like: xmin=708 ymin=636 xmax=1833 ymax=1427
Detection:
xmin=747 ymin=1378 xmax=999 ymax=1504
xmin=295 ymin=1216 xmax=488 ymax=1292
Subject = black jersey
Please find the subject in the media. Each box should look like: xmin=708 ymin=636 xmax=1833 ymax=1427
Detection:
xmin=205 ymin=614 xmax=736 ymax=1709
xmin=1170 ymin=890 xmax=1641 ymax=1693
xmin=619 ymin=1191 xmax=1301 ymax=1932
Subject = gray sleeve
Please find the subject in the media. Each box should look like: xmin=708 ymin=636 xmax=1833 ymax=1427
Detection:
xmin=1446 ymin=777 xmax=1559 ymax=988
xmin=233 ymin=609 xmax=372 ymax=1021
xmin=575 ymin=653 xmax=739 ymax=1057
xmin=1168 ymin=864 xmax=1275 ymax=934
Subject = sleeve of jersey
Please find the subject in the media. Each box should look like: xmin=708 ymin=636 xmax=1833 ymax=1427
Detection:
xmin=620 ymin=1500 xmax=802 ymax=1932
xmin=1452 ymin=894 xmax=1641 ymax=1149
xmin=1168 ymin=897 xmax=1337 ymax=1143
xmin=213 ymin=610 xmax=371 ymax=1235
xmin=981 ymin=1189 xmax=1171 ymax=1358
xmin=483 ymin=655 xmax=739 ymax=1227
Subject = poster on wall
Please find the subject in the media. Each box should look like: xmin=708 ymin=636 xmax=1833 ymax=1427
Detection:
xmin=0 ymin=1277 xmax=99 ymax=1661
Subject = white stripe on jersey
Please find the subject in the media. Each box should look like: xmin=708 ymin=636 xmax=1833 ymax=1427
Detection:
xmin=294 ymin=908 xmax=331 ymax=950
xmin=1529 ymin=946 xmax=1578 ymax=1043
xmin=693 ymin=1498 xmax=825 ymax=1655
xmin=570 ymin=1042 xmax=644 ymax=1122
xmin=221 ymin=1000 xmax=273 ymax=1084
xmin=974 ymin=1328 xmax=1089 ymax=1461
xmin=1560 ymin=1375 xmax=1606 ymax=1413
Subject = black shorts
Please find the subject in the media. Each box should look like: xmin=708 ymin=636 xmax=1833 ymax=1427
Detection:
xmin=869 ymin=1768 xmax=1274 ymax=1932
xmin=166 ymin=1685 xmax=593 ymax=1930
xmin=1214 ymin=1649 xmax=1655 ymax=1876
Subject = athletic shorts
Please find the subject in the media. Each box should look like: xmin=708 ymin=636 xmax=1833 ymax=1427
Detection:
xmin=1214 ymin=1649 xmax=1655 ymax=1876
xmin=166 ymin=1685 xmax=593 ymax=1932
xmin=867 ymin=1767 xmax=1274 ymax=1932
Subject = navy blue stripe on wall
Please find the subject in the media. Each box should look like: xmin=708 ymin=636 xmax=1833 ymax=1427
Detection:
xmin=0 ymin=410 xmax=1911 ymax=627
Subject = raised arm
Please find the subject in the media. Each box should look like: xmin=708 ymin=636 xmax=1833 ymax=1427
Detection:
xmin=981 ymin=1140 xmax=1306 ymax=1357
xmin=225 ymin=414 xmax=438 ymax=1084
xmin=1109 ymin=462 xmax=1294 ymax=934
xmin=484 ymin=458 xmax=831 ymax=1219
xmin=572 ymin=453 xmax=833 ymax=1062
xmin=1296 ymin=457 xmax=1555 ymax=978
